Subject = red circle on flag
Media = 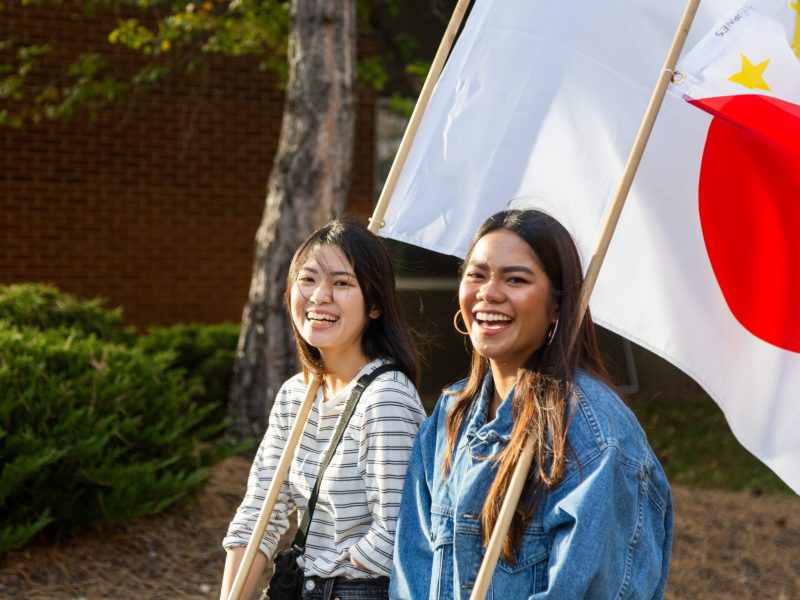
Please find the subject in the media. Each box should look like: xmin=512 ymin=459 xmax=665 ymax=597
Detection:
xmin=696 ymin=94 xmax=800 ymax=353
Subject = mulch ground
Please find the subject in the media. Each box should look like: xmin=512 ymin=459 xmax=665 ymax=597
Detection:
xmin=1 ymin=456 xmax=798 ymax=599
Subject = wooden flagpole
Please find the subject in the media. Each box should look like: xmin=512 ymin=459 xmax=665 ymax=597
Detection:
xmin=468 ymin=1 xmax=702 ymax=598
xmin=227 ymin=376 xmax=322 ymax=600
xmin=368 ymin=0 xmax=472 ymax=235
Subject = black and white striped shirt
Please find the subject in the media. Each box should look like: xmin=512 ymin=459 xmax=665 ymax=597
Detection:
xmin=223 ymin=359 xmax=426 ymax=578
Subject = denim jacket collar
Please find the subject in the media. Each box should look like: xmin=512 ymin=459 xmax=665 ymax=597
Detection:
xmin=460 ymin=371 xmax=513 ymax=449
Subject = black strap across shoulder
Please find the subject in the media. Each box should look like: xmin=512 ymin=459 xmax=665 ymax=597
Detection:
xmin=291 ymin=363 xmax=399 ymax=554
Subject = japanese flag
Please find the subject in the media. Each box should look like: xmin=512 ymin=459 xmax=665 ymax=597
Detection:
xmin=377 ymin=0 xmax=800 ymax=492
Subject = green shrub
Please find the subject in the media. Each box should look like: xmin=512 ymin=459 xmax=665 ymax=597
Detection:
xmin=136 ymin=323 xmax=240 ymax=421
xmin=0 ymin=321 xmax=237 ymax=553
xmin=0 ymin=283 xmax=133 ymax=343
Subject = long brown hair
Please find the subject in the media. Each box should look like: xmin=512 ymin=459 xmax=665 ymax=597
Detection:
xmin=443 ymin=209 xmax=610 ymax=561
xmin=284 ymin=216 xmax=420 ymax=387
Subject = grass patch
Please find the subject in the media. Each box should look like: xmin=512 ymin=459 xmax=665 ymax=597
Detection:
xmin=629 ymin=389 xmax=793 ymax=495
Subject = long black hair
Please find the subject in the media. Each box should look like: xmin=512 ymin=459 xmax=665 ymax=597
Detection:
xmin=444 ymin=209 xmax=610 ymax=560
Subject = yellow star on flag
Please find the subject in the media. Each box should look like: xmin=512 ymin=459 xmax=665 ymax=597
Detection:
xmin=728 ymin=53 xmax=771 ymax=91
xmin=792 ymin=1 xmax=800 ymax=57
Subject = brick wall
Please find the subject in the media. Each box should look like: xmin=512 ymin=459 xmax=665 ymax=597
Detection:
xmin=1 ymin=3 xmax=375 ymax=326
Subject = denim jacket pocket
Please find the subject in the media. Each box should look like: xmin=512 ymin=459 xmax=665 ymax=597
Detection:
xmin=489 ymin=524 xmax=550 ymax=596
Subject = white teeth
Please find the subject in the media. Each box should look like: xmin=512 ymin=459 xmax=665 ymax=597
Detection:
xmin=307 ymin=311 xmax=338 ymax=322
xmin=475 ymin=312 xmax=512 ymax=322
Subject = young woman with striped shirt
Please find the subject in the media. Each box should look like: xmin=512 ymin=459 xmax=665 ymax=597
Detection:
xmin=221 ymin=217 xmax=425 ymax=600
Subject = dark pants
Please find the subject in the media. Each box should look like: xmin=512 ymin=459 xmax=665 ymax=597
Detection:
xmin=299 ymin=576 xmax=390 ymax=600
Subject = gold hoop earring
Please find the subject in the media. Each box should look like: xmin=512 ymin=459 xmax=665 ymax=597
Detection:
xmin=453 ymin=310 xmax=470 ymax=336
xmin=546 ymin=318 xmax=559 ymax=346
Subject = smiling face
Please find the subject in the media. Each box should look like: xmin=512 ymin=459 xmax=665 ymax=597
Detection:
xmin=459 ymin=229 xmax=558 ymax=373
xmin=289 ymin=244 xmax=377 ymax=359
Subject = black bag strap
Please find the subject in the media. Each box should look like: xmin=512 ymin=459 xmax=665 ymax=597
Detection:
xmin=291 ymin=363 xmax=399 ymax=554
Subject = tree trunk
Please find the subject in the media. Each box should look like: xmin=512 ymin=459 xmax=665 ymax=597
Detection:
xmin=227 ymin=0 xmax=357 ymax=441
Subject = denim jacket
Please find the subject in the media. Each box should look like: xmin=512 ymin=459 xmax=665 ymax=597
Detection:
xmin=389 ymin=371 xmax=673 ymax=600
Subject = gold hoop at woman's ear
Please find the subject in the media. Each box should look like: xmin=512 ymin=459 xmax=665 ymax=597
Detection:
xmin=546 ymin=318 xmax=560 ymax=346
xmin=453 ymin=310 xmax=470 ymax=336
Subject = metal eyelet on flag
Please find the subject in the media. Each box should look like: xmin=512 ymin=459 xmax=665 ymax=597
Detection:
xmin=670 ymin=69 xmax=686 ymax=84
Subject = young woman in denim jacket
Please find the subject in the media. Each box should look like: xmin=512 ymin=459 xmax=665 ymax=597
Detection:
xmin=390 ymin=209 xmax=673 ymax=599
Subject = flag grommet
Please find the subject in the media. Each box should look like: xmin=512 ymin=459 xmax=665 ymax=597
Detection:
xmin=670 ymin=70 xmax=686 ymax=84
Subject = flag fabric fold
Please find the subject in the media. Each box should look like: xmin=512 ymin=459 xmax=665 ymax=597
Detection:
xmin=378 ymin=0 xmax=800 ymax=493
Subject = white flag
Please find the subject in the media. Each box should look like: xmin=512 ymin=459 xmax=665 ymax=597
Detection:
xmin=378 ymin=0 xmax=800 ymax=493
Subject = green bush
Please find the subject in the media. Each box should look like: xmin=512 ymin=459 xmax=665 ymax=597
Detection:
xmin=0 ymin=321 xmax=236 ymax=553
xmin=0 ymin=283 xmax=133 ymax=343
xmin=136 ymin=323 xmax=240 ymax=421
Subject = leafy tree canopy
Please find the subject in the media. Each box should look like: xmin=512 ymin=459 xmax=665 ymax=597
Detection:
xmin=0 ymin=0 xmax=436 ymax=127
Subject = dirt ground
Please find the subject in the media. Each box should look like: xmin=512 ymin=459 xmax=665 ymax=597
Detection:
xmin=1 ymin=456 xmax=798 ymax=599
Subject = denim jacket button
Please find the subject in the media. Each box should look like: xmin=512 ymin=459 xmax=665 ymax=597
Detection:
xmin=305 ymin=579 xmax=316 ymax=591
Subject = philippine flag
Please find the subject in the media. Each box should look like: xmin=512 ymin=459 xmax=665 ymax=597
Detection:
xmin=672 ymin=6 xmax=800 ymax=353
xmin=377 ymin=0 xmax=800 ymax=492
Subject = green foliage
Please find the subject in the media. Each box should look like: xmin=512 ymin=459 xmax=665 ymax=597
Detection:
xmin=405 ymin=58 xmax=431 ymax=82
xmin=136 ymin=322 xmax=239 ymax=422
xmin=387 ymin=93 xmax=415 ymax=118
xmin=0 ymin=513 xmax=54 ymax=554
xmin=0 ymin=283 xmax=133 ymax=343
xmin=357 ymin=55 xmax=389 ymax=92
xmin=0 ymin=287 xmax=246 ymax=553
xmin=0 ymin=320 xmax=239 ymax=553
xmin=1 ymin=0 xmax=291 ymax=126
xmin=630 ymin=390 xmax=793 ymax=495
xmin=1 ymin=0 xmax=426 ymax=126
xmin=0 ymin=40 xmax=129 ymax=125
xmin=48 ymin=53 xmax=129 ymax=121
xmin=382 ymin=58 xmax=432 ymax=118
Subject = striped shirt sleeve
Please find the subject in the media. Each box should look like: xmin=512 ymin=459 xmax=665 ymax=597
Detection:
xmin=222 ymin=379 xmax=302 ymax=558
xmin=347 ymin=374 xmax=426 ymax=574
